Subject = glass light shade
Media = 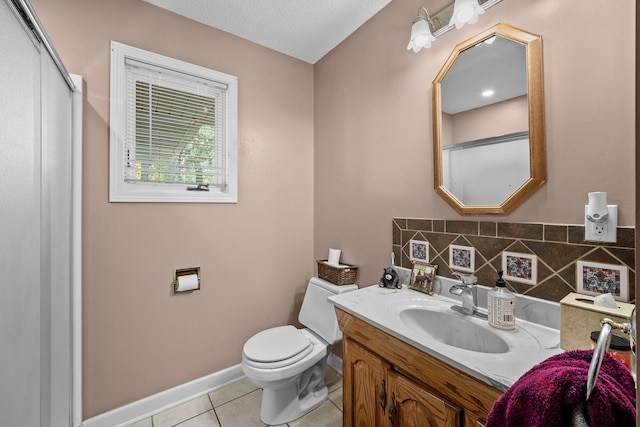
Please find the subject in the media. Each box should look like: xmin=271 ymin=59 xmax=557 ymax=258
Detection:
xmin=407 ymin=19 xmax=435 ymax=52
xmin=449 ymin=0 xmax=485 ymax=29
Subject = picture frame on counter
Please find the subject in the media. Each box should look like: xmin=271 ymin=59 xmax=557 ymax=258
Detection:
xmin=576 ymin=260 xmax=629 ymax=302
xmin=408 ymin=261 xmax=438 ymax=295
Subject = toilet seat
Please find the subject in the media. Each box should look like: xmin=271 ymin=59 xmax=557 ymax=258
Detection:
xmin=242 ymin=328 xmax=329 ymax=383
xmin=243 ymin=325 xmax=313 ymax=369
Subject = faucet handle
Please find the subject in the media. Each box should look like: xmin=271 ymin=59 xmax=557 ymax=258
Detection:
xmin=451 ymin=270 xmax=477 ymax=285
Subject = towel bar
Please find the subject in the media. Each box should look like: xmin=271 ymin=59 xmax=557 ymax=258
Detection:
xmin=586 ymin=316 xmax=634 ymax=401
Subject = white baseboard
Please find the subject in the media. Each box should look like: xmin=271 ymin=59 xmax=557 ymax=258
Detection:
xmin=82 ymin=364 xmax=244 ymax=427
xmin=327 ymin=353 xmax=343 ymax=376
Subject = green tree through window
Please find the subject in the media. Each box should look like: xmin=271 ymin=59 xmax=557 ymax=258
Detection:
xmin=133 ymin=81 xmax=218 ymax=186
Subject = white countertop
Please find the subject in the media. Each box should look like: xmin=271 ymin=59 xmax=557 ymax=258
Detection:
xmin=328 ymin=279 xmax=563 ymax=392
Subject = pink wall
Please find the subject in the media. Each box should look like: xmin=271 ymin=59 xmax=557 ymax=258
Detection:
xmin=32 ymin=0 xmax=314 ymax=418
xmin=314 ymin=0 xmax=635 ymax=287
xmin=28 ymin=0 xmax=636 ymax=420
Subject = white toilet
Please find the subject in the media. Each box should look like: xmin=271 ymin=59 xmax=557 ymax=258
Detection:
xmin=241 ymin=277 xmax=358 ymax=425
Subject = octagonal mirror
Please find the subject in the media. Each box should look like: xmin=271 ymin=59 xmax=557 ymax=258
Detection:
xmin=432 ymin=23 xmax=546 ymax=215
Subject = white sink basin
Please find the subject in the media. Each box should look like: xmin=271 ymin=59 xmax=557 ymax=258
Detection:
xmin=398 ymin=307 xmax=509 ymax=354
xmin=328 ymin=281 xmax=562 ymax=391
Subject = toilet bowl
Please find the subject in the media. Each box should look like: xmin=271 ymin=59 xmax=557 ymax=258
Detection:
xmin=241 ymin=277 xmax=358 ymax=425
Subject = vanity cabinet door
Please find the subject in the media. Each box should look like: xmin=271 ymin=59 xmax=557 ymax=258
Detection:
xmin=343 ymin=337 xmax=388 ymax=427
xmin=337 ymin=308 xmax=500 ymax=427
xmin=387 ymin=370 xmax=461 ymax=427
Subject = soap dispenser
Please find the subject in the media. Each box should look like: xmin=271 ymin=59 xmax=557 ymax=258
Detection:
xmin=487 ymin=271 xmax=516 ymax=330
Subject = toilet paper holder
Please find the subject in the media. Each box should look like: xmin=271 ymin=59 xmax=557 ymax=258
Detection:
xmin=173 ymin=267 xmax=201 ymax=293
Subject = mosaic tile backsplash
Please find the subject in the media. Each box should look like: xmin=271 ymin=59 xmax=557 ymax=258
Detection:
xmin=392 ymin=218 xmax=636 ymax=303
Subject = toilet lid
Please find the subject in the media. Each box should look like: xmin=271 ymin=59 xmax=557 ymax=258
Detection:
xmin=243 ymin=325 xmax=311 ymax=363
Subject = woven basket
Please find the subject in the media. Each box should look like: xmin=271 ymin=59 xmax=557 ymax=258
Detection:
xmin=317 ymin=260 xmax=358 ymax=285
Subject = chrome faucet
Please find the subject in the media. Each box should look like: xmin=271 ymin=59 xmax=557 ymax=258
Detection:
xmin=449 ymin=272 xmax=488 ymax=319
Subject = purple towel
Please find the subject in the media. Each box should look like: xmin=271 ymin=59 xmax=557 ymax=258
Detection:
xmin=486 ymin=350 xmax=636 ymax=427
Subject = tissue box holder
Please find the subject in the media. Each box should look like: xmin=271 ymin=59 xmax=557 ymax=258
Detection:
xmin=560 ymin=292 xmax=635 ymax=351
xmin=317 ymin=260 xmax=358 ymax=285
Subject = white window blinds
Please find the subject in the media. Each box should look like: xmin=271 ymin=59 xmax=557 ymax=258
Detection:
xmin=124 ymin=58 xmax=228 ymax=191
xmin=110 ymin=41 xmax=238 ymax=203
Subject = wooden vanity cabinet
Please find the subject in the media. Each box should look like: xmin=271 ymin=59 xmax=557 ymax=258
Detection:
xmin=344 ymin=338 xmax=460 ymax=427
xmin=337 ymin=309 xmax=502 ymax=427
xmin=389 ymin=369 xmax=461 ymax=427
xmin=343 ymin=337 xmax=387 ymax=426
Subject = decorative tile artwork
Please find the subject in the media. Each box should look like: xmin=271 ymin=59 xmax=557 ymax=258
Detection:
xmin=449 ymin=244 xmax=474 ymax=273
xmin=502 ymin=251 xmax=537 ymax=285
xmin=577 ymin=261 xmax=629 ymax=302
xmin=392 ymin=218 xmax=636 ymax=303
xmin=409 ymin=239 xmax=429 ymax=262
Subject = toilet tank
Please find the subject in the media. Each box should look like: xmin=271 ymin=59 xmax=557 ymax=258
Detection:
xmin=298 ymin=277 xmax=358 ymax=344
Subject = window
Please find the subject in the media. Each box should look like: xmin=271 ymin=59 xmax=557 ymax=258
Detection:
xmin=109 ymin=41 xmax=237 ymax=202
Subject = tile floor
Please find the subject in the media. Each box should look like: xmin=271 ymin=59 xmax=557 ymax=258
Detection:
xmin=126 ymin=368 xmax=343 ymax=427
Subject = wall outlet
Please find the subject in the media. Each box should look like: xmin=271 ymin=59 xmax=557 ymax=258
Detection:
xmin=584 ymin=205 xmax=617 ymax=243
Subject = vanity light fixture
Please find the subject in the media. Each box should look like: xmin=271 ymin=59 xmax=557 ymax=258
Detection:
xmin=407 ymin=7 xmax=436 ymax=52
xmin=450 ymin=0 xmax=485 ymax=29
xmin=407 ymin=0 xmax=502 ymax=53
xmin=584 ymin=191 xmax=617 ymax=243
xmin=482 ymin=89 xmax=494 ymax=97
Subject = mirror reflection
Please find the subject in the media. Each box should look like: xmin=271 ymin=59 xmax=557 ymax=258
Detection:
xmin=433 ymin=24 xmax=546 ymax=215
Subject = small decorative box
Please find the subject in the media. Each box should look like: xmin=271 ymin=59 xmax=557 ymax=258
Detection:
xmin=560 ymin=292 xmax=635 ymax=351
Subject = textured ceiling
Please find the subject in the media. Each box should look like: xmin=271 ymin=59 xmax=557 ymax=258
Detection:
xmin=144 ymin=0 xmax=392 ymax=64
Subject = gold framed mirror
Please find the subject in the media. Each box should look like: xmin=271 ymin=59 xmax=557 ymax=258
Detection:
xmin=432 ymin=23 xmax=546 ymax=215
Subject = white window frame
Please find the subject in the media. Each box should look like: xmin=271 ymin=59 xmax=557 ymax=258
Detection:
xmin=109 ymin=41 xmax=238 ymax=203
